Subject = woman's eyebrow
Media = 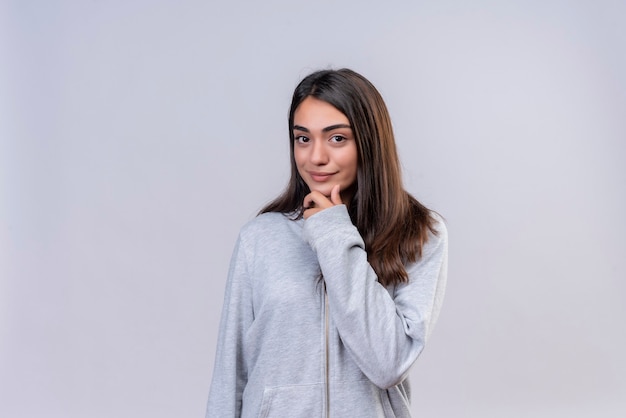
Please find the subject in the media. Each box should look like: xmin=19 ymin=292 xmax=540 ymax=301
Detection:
xmin=292 ymin=124 xmax=351 ymax=133
xmin=322 ymin=124 xmax=351 ymax=132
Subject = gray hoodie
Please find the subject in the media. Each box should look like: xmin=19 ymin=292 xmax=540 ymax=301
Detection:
xmin=206 ymin=205 xmax=448 ymax=417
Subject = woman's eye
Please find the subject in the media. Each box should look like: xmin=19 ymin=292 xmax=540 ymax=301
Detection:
xmin=330 ymin=135 xmax=346 ymax=143
xmin=295 ymin=136 xmax=309 ymax=144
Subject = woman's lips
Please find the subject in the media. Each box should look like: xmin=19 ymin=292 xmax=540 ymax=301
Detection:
xmin=308 ymin=171 xmax=336 ymax=182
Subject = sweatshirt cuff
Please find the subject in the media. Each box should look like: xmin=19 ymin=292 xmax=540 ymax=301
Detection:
xmin=302 ymin=205 xmax=364 ymax=253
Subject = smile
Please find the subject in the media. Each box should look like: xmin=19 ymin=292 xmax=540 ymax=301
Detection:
xmin=308 ymin=171 xmax=336 ymax=182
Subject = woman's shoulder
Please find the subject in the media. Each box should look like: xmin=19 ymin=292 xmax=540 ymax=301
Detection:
xmin=239 ymin=211 xmax=301 ymax=240
xmin=423 ymin=210 xmax=448 ymax=254
xmin=429 ymin=211 xmax=447 ymax=235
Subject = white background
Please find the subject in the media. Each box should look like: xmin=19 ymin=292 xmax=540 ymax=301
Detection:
xmin=2 ymin=0 xmax=625 ymax=417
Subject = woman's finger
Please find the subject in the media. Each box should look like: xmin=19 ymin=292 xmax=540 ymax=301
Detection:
xmin=330 ymin=184 xmax=342 ymax=205
xmin=303 ymin=191 xmax=333 ymax=210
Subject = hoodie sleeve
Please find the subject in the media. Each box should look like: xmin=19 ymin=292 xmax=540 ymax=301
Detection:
xmin=206 ymin=235 xmax=253 ymax=417
xmin=302 ymin=204 xmax=448 ymax=389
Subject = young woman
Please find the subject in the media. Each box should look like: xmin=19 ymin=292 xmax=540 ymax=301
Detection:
xmin=206 ymin=69 xmax=448 ymax=417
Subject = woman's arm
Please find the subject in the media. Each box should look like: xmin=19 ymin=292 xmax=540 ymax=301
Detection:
xmin=302 ymin=205 xmax=448 ymax=389
xmin=206 ymin=235 xmax=253 ymax=417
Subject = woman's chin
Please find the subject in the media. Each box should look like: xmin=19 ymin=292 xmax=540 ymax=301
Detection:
xmin=306 ymin=184 xmax=332 ymax=197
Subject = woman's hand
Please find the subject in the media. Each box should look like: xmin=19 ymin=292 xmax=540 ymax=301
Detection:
xmin=303 ymin=184 xmax=343 ymax=219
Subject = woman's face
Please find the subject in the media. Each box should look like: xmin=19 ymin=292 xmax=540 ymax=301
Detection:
xmin=293 ymin=97 xmax=358 ymax=203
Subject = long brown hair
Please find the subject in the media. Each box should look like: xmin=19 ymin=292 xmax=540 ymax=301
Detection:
xmin=261 ymin=68 xmax=438 ymax=286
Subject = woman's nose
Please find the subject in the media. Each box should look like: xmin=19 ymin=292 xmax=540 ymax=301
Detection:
xmin=310 ymin=140 xmax=329 ymax=165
